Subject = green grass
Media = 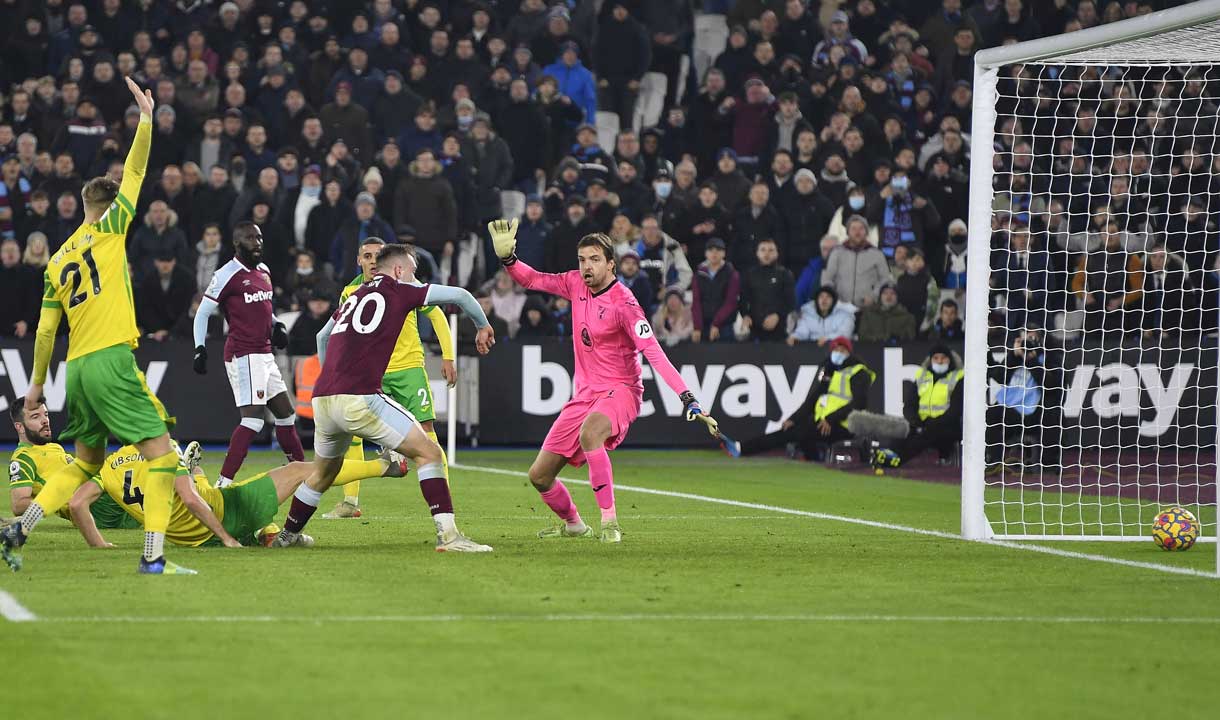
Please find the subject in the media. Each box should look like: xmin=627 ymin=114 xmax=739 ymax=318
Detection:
xmin=4 ymin=449 xmax=1220 ymax=719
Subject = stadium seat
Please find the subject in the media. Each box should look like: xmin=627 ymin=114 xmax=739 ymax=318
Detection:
xmin=595 ymin=111 xmax=620 ymax=151
xmin=635 ymin=72 xmax=668 ymax=130
xmin=500 ymin=190 xmax=526 ymax=222
xmin=693 ymin=14 xmax=728 ymax=84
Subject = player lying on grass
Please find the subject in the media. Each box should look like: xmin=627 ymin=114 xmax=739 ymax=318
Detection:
xmin=487 ymin=219 xmax=720 ymax=543
xmin=2 ymin=77 xmax=191 ymax=575
xmin=324 ymin=235 xmax=458 ymax=520
xmin=67 ymin=441 xmax=406 ymax=548
xmin=273 ymin=244 xmax=497 ymax=552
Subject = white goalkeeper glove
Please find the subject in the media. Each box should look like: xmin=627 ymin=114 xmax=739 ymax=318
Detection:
xmin=487 ymin=218 xmax=519 ymax=260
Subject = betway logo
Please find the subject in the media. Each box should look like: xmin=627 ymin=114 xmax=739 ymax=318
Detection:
xmin=244 ymin=290 xmax=273 ymax=303
xmin=1061 ymin=362 xmax=1191 ymax=437
xmin=0 ymin=349 xmax=167 ymax=413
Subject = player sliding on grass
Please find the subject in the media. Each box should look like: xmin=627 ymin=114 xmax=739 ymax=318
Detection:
xmin=487 ymin=219 xmax=720 ymax=543
xmin=273 ymin=244 xmax=497 ymax=552
xmin=1 ymin=78 xmax=191 ymax=575
xmin=67 ymin=441 xmax=406 ymax=549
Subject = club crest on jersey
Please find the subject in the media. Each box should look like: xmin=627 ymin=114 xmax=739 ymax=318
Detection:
xmin=581 ymin=327 xmax=592 ymax=347
xmin=257 ymin=390 xmax=265 ymax=399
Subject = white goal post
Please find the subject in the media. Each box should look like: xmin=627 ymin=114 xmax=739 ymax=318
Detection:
xmin=962 ymin=1 xmax=1220 ymax=570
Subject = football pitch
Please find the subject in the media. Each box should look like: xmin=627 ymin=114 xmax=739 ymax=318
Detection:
xmin=4 ymin=448 xmax=1220 ymax=719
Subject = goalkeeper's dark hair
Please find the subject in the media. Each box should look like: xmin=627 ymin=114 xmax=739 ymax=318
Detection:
xmin=375 ymin=243 xmax=416 ymax=269
xmin=577 ymin=233 xmax=615 ymax=263
xmin=10 ymin=397 xmax=44 ymax=424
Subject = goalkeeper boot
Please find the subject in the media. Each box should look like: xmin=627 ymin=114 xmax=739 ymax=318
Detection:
xmin=0 ymin=523 xmax=26 ymax=572
xmin=435 ymin=528 xmax=493 ymax=553
xmin=537 ymin=522 xmax=593 ymax=539
xmin=378 ymin=447 xmax=410 ymax=478
xmin=322 ymin=499 xmax=362 ymax=519
xmin=721 ymin=438 xmax=742 ymax=458
xmin=599 ymin=520 xmax=623 ymax=544
xmin=138 ymin=557 xmax=198 ymax=575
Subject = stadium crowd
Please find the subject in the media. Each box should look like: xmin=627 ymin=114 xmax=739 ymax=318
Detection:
xmin=0 ymin=0 xmax=1206 ymax=355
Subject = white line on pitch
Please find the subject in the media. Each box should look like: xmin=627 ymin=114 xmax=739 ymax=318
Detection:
xmin=0 ymin=590 xmax=37 ymax=622
xmin=453 ymin=463 xmax=1220 ymax=580
xmin=29 ymin=613 xmax=1220 ymax=625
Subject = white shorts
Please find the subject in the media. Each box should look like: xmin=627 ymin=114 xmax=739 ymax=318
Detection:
xmin=312 ymin=393 xmax=421 ymax=458
xmin=225 ymin=353 xmax=288 ymax=407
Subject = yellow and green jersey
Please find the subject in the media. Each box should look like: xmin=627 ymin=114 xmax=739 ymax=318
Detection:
xmin=341 ymin=273 xmax=455 ymax=372
xmin=93 ymin=445 xmax=221 ymax=547
xmin=40 ymin=117 xmax=150 ymax=366
xmin=8 ymin=441 xmax=75 ymax=520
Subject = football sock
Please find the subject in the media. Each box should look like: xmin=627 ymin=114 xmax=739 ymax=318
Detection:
xmin=274 ymin=415 xmax=305 ymax=462
xmin=417 ymin=462 xmax=454 ymax=518
xmin=585 ymin=448 xmax=616 ymax=523
xmin=343 ymin=438 xmax=364 ymax=503
xmin=22 ymin=459 xmax=101 ymax=534
xmin=284 ymin=482 xmax=323 ymax=533
xmin=432 ymin=512 xmax=457 ymax=535
xmin=539 ymin=481 xmax=583 ymax=527
xmin=425 ymin=430 xmax=449 ymax=478
xmin=142 ymin=450 xmax=179 ymax=560
xmin=222 ymin=417 xmax=263 ymax=481
xmin=334 ymin=459 xmax=385 ymax=486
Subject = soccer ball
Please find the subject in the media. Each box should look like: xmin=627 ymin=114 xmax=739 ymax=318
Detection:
xmin=1151 ymin=507 xmax=1199 ymax=551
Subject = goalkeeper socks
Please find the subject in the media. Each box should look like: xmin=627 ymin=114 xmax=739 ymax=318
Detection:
xmin=144 ymin=532 xmax=165 ymax=562
xmin=274 ymin=416 xmax=305 ymax=462
xmin=284 ymin=483 xmax=323 ymax=533
xmin=539 ymin=481 xmax=583 ymax=526
xmin=585 ymin=448 xmax=616 ymax=523
xmin=23 ymin=459 xmax=102 ymax=534
xmin=222 ymin=418 xmax=263 ymax=480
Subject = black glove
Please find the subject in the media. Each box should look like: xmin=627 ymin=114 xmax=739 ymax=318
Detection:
xmin=193 ymin=346 xmax=207 ymax=375
xmin=271 ymin=321 xmax=289 ymax=349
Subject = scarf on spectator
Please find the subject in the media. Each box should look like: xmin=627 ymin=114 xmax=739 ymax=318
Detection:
xmin=881 ymin=196 xmax=915 ymax=256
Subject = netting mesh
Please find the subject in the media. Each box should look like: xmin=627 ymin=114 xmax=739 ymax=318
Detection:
xmin=982 ymin=56 xmax=1219 ymax=539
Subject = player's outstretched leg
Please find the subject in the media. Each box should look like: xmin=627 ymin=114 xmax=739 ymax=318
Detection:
xmin=579 ymin=413 xmax=621 ymax=544
xmin=397 ymin=426 xmax=492 ymax=552
xmin=529 ymin=451 xmax=591 ymax=539
xmin=1 ymin=441 xmax=105 ymax=571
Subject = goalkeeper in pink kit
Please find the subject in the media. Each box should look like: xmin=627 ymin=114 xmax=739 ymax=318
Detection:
xmin=488 ymin=219 xmax=720 ymax=543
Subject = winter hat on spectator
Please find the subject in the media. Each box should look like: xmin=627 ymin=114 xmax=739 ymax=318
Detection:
xmin=948 ymin=219 xmax=968 ymax=237
xmin=558 ymin=157 xmax=581 ymax=173
xmin=846 ymin=214 xmax=869 ymax=230
xmin=526 ymin=193 xmax=542 ymax=205
xmin=794 ymin=168 xmax=817 ymax=185
xmin=831 ymin=10 xmax=849 ymax=24
xmin=335 ymin=81 xmax=353 ymax=94
xmin=303 ymin=164 xmax=322 ymax=178
xmin=829 ymin=336 xmax=853 ymax=353
xmin=717 ymin=148 xmax=737 ymax=162
xmin=219 ymin=2 xmax=239 ymax=16
xmin=395 ymin=225 xmax=417 ymax=240
xmin=364 ymin=167 xmax=384 ymax=186
xmin=566 ymin=194 xmax=587 ymax=207
xmin=156 ymin=105 xmax=176 ymax=121
xmin=155 ymin=249 xmax=177 ymax=263
xmin=620 ymin=248 xmax=640 ymax=262
xmin=654 ymin=160 xmax=674 ymax=180
xmin=456 ymin=98 xmax=476 ymax=112
xmin=125 ymin=105 xmax=141 ymax=119
xmin=560 ymin=40 xmax=580 ymax=55
xmin=224 ymin=108 xmax=244 ymax=120
xmin=386 ymin=70 xmax=405 ymax=83
xmin=472 ymin=112 xmax=492 ymax=128
xmin=356 ymin=191 xmax=377 ymax=208
xmin=575 ymin=123 xmax=597 ymax=135
xmin=744 ymin=77 xmax=764 ymax=90
xmin=548 ymin=6 xmax=571 ymax=21
xmin=706 ymin=237 xmax=726 ymax=250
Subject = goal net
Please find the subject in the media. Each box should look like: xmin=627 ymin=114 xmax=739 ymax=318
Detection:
xmin=962 ymin=2 xmax=1220 ymax=565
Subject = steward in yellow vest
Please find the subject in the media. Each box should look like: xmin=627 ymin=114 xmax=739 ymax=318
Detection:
xmin=727 ymin=336 xmax=875 ymax=460
xmin=875 ymin=345 xmax=964 ymax=468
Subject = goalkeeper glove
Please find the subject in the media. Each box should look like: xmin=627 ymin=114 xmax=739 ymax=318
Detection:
xmin=192 ymin=346 xmax=208 ymax=375
xmin=680 ymin=391 xmax=720 ymax=438
xmin=487 ymin=218 xmax=519 ymax=261
xmin=271 ymin=321 xmax=289 ymax=349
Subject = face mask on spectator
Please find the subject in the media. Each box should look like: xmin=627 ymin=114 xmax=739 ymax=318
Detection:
xmin=297 ymin=266 xmax=314 ymax=276
xmin=931 ymin=361 xmax=949 ymax=374
xmin=655 ymin=181 xmax=672 ymax=198
xmin=848 ymin=195 xmax=865 ymax=210
xmin=891 ymin=176 xmax=909 ymax=192
xmin=830 ymin=350 xmax=848 ymax=366
xmin=302 ymin=185 xmax=321 ymax=197
xmin=458 ymin=115 xmax=473 ymax=128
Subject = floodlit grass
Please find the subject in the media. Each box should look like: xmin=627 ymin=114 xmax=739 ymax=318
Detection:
xmin=4 ymin=449 xmax=1219 ymax=719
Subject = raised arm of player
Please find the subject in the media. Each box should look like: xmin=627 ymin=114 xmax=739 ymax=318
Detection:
xmin=622 ymin=302 xmax=720 ymax=436
xmin=67 ymin=482 xmax=114 ymax=548
xmin=96 ymin=77 xmax=154 ymax=236
xmin=175 ymin=471 xmax=241 ymax=547
xmin=488 ymin=218 xmax=573 ymax=299
xmin=423 ymin=284 xmax=496 ymax=355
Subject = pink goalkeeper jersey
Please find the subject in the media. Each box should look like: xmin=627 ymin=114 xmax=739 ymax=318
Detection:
xmin=505 ymin=259 xmax=690 ymax=396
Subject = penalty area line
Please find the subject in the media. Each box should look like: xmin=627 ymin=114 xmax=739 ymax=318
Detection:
xmin=0 ymin=590 xmax=37 ymax=622
xmin=453 ymin=463 xmax=1220 ymax=580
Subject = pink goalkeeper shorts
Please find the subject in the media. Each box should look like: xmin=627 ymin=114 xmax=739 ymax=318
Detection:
xmin=542 ymin=385 xmax=642 ymax=467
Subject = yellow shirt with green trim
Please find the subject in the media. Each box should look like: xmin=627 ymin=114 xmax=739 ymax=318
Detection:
xmin=9 ymin=441 xmax=75 ymax=519
xmin=41 ymin=117 xmax=150 ymax=362
xmin=340 ymin=273 xmax=455 ymax=372
xmin=93 ymin=445 xmax=222 ymax=547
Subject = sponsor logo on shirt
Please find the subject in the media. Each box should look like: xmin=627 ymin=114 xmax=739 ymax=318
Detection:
xmin=244 ymin=290 xmax=273 ymax=304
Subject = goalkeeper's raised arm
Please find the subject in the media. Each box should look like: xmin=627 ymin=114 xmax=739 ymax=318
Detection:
xmin=488 ymin=218 xmax=572 ymax=298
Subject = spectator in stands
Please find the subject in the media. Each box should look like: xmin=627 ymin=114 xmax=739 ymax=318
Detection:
xmin=608 ymin=213 xmax=640 ymax=258
xmin=895 ymin=248 xmax=940 ymax=335
xmin=795 ymin=235 xmax=839 ymax=307
xmin=320 ymin=82 xmax=372 ymax=161
xmin=612 ymin=160 xmax=651 ymax=221
xmin=52 ymin=97 xmax=105 ymax=174
xmin=231 ymin=166 xmax=284 ymax=226
xmin=486 ymin=270 xmax=527 ymax=338
xmin=858 ymin=284 xmax=917 ymax=345
xmin=517 ymin=295 xmax=558 ymax=338
xmin=617 ymin=250 xmax=655 ymax=315
xmin=641 ymin=0 xmax=693 ymax=111
xmin=0 ymin=238 xmax=40 ymax=338
xmin=984 ymin=327 xmax=1046 ymax=465
xmin=460 ymin=292 xmax=512 ymax=346
xmin=569 ymin=123 xmax=614 ymax=183
xmin=731 ymin=182 xmax=784 ymax=269
xmin=779 ymin=168 xmax=836 ymax=275
xmin=393 ymin=148 xmax=458 ymax=265
xmin=1141 ymin=243 xmax=1198 ymax=339
xmin=1070 ymin=220 xmax=1144 ymax=334
xmin=464 ymin=114 xmax=514 ymax=225
xmin=710 ymin=148 xmax=751 ymax=213
xmin=288 ymin=291 xmax=335 ymax=357
xmin=498 ymin=78 xmax=549 ymax=193
xmin=636 ymin=214 xmax=693 ymax=298
xmin=789 ymin=284 xmax=857 ymax=345
xmin=871 ymin=169 xmax=941 ymax=260
xmin=927 ymin=299 xmax=964 ymax=341
xmin=22 ymin=231 xmax=50 ymax=270
xmin=548 ymin=195 xmax=597 ymax=274
xmin=992 ymin=225 xmax=1051 ymax=331
xmin=331 ymin=192 xmax=395 ymax=279
xmin=594 ymin=3 xmax=651 ymax=128
xmin=823 ymin=216 xmax=889 ymax=307
xmin=542 ymin=41 xmax=596 ymax=124
xmin=725 ymin=78 xmax=775 ymax=167
xmin=653 ymin=289 xmax=694 ymax=347
xmin=740 ymin=238 xmax=795 ymax=343
xmin=681 ymin=181 xmax=730 ymax=261
xmin=691 ymin=238 xmax=740 ymax=344
xmin=922 ymin=0 xmax=981 ymax=60
xmin=516 ymin=195 xmax=551 ymax=270
xmin=137 ymin=251 xmax=196 ymax=341
xmin=49 ymin=192 xmax=82 ymax=252
xmin=16 ymin=191 xmax=54 ymax=245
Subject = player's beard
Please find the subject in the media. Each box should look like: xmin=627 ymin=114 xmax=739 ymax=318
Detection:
xmin=237 ymin=248 xmax=262 ymax=266
xmin=23 ymin=422 xmax=51 ymax=446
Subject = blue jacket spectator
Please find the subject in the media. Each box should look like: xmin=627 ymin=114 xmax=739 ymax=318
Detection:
xmin=516 ymin=200 xmax=551 ymax=271
xmin=542 ymin=42 xmax=597 ymax=123
xmin=795 ymin=235 xmax=839 ymax=307
xmin=327 ymin=49 xmax=386 ymax=110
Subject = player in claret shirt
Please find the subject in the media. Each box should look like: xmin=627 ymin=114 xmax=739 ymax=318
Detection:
xmin=487 ymin=219 xmax=721 ymax=543
xmin=193 ymin=221 xmax=304 ymax=487
xmin=273 ymin=244 xmax=497 ymax=552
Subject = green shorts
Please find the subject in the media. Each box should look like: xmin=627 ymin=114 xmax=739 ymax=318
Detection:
xmin=90 ymin=492 xmax=141 ymax=530
xmin=212 ymin=473 xmax=280 ymax=546
xmin=61 ymin=344 xmax=175 ymax=447
xmin=381 ymin=367 xmax=435 ymax=424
